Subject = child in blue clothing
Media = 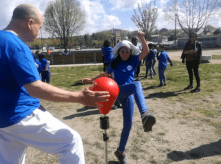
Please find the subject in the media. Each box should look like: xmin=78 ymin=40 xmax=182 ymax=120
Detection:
xmin=82 ymin=31 xmax=156 ymax=164
xmin=38 ymin=54 xmax=51 ymax=83
xmin=102 ymin=40 xmax=113 ymax=72
xmin=157 ymin=45 xmax=173 ymax=87
xmin=144 ymin=43 xmax=155 ymax=78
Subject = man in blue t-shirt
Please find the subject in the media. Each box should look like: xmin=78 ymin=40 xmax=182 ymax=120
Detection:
xmin=0 ymin=4 xmax=110 ymax=164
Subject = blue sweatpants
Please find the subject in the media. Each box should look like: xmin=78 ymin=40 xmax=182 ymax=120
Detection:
xmin=117 ymin=81 xmax=149 ymax=152
xmin=159 ymin=69 xmax=166 ymax=84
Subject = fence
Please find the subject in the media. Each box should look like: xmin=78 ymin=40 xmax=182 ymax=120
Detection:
xmin=43 ymin=49 xmax=103 ymax=65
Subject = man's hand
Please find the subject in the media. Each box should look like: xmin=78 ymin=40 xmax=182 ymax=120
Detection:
xmin=79 ymin=83 xmax=110 ymax=107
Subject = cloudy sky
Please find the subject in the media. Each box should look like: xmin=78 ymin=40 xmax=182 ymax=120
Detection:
xmin=0 ymin=0 xmax=221 ymax=36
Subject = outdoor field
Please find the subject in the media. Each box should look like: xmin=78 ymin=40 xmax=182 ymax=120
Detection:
xmin=25 ymin=49 xmax=221 ymax=164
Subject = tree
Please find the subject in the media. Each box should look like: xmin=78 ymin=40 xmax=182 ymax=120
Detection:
xmin=131 ymin=0 xmax=158 ymax=40
xmin=44 ymin=0 xmax=85 ymax=53
xmin=164 ymin=0 xmax=221 ymax=35
xmin=213 ymin=28 xmax=221 ymax=35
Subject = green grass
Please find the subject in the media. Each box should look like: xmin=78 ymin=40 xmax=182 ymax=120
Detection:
xmin=212 ymin=55 xmax=221 ymax=59
xmin=50 ymin=61 xmax=221 ymax=103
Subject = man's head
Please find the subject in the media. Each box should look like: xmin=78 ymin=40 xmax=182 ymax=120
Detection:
xmin=8 ymin=4 xmax=43 ymax=42
xmin=189 ymin=32 xmax=197 ymax=43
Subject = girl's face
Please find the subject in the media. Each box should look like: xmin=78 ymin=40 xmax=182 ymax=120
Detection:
xmin=119 ymin=46 xmax=131 ymax=61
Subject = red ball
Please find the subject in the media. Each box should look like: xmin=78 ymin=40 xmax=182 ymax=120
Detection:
xmin=91 ymin=77 xmax=119 ymax=114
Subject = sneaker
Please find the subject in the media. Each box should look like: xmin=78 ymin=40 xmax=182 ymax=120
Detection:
xmin=191 ymin=87 xmax=200 ymax=93
xmin=158 ymin=83 xmax=164 ymax=87
xmin=164 ymin=82 xmax=167 ymax=86
xmin=144 ymin=75 xmax=147 ymax=78
xmin=112 ymin=101 xmax=120 ymax=109
xmin=114 ymin=150 xmax=127 ymax=164
xmin=184 ymin=85 xmax=193 ymax=90
xmin=141 ymin=113 xmax=156 ymax=132
xmin=135 ymin=76 xmax=140 ymax=81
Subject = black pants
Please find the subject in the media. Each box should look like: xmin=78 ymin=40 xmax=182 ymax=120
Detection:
xmin=135 ymin=64 xmax=140 ymax=77
xmin=186 ymin=61 xmax=200 ymax=87
xmin=103 ymin=63 xmax=109 ymax=72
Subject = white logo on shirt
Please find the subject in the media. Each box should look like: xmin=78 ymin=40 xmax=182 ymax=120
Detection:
xmin=127 ymin=65 xmax=132 ymax=71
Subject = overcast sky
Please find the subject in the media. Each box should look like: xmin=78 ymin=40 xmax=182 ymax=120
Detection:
xmin=0 ymin=0 xmax=220 ymax=37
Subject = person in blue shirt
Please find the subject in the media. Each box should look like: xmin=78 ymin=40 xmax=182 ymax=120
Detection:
xmin=152 ymin=44 xmax=157 ymax=76
xmin=33 ymin=50 xmax=42 ymax=74
xmin=102 ymin=40 xmax=113 ymax=72
xmin=83 ymin=31 xmax=156 ymax=164
xmin=38 ymin=53 xmax=51 ymax=83
xmin=157 ymin=44 xmax=173 ymax=87
xmin=144 ymin=43 xmax=155 ymax=78
xmin=0 ymin=4 xmax=110 ymax=164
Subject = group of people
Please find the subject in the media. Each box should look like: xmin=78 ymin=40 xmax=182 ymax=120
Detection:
xmin=33 ymin=51 xmax=51 ymax=83
xmin=0 ymin=3 xmax=202 ymax=164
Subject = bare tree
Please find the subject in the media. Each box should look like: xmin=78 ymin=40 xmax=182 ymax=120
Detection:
xmin=44 ymin=0 xmax=85 ymax=53
xmin=131 ymin=0 xmax=158 ymax=40
xmin=164 ymin=0 xmax=221 ymax=35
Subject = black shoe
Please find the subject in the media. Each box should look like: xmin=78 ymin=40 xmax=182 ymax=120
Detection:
xmin=114 ymin=150 xmax=127 ymax=164
xmin=184 ymin=85 xmax=193 ymax=90
xmin=158 ymin=83 xmax=163 ymax=87
xmin=191 ymin=87 xmax=200 ymax=93
xmin=112 ymin=101 xmax=120 ymax=109
xmin=141 ymin=113 xmax=156 ymax=132
xmin=164 ymin=82 xmax=167 ymax=86
xmin=144 ymin=75 xmax=147 ymax=78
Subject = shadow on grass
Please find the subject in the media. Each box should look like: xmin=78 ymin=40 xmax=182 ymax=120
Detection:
xmin=167 ymin=139 xmax=221 ymax=161
xmin=63 ymin=106 xmax=99 ymax=120
xmin=145 ymin=89 xmax=189 ymax=99
xmin=108 ymin=161 xmax=119 ymax=164
xmin=71 ymin=80 xmax=84 ymax=86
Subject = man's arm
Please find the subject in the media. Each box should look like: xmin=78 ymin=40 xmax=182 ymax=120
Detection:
xmin=24 ymin=80 xmax=110 ymax=107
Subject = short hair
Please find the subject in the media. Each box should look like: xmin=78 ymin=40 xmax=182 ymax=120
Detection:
xmin=131 ymin=36 xmax=138 ymax=46
xmin=159 ymin=44 xmax=165 ymax=48
xmin=103 ymin=40 xmax=111 ymax=47
xmin=12 ymin=4 xmax=38 ymax=22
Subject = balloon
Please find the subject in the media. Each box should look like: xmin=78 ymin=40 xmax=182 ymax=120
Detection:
xmin=91 ymin=77 xmax=119 ymax=114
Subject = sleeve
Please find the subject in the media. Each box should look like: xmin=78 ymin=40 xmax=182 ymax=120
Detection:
xmin=106 ymin=63 xmax=114 ymax=74
xmin=9 ymin=50 xmax=41 ymax=86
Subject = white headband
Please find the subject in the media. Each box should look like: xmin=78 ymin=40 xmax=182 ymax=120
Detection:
xmin=112 ymin=40 xmax=141 ymax=58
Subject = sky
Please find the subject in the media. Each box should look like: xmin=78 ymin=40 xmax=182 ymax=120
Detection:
xmin=0 ymin=0 xmax=221 ymax=37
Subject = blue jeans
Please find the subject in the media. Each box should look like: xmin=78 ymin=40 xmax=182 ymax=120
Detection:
xmin=152 ymin=59 xmax=157 ymax=75
xmin=117 ymin=81 xmax=149 ymax=152
xmin=145 ymin=60 xmax=153 ymax=76
xmin=159 ymin=69 xmax=166 ymax=84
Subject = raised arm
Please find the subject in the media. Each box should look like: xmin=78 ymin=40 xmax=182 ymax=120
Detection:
xmin=137 ymin=31 xmax=149 ymax=61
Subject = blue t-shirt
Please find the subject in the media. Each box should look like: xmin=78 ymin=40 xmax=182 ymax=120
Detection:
xmin=146 ymin=49 xmax=155 ymax=61
xmin=158 ymin=51 xmax=171 ymax=70
xmin=107 ymin=55 xmax=140 ymax=87
xmin=40 ymin=58 xmax=50 ymax=71
xmin=102 ymin=47 xmax=113 ymax=64
xmin=0 ymin=31 xmax=41 ymax=128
